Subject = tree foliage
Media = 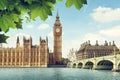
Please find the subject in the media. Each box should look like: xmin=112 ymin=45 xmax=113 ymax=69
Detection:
xmin=0 ymin=0 xmax=87 ymax=43
xmin=66 ymin=0 xmax=87 ymax=10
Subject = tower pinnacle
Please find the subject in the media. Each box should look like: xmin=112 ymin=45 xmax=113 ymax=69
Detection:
xmin=55 ymin=12 xmax=61 ymax=26
xmin=16 ymin=36 xmax=20 ymax=48
xmin=17 ymin=36 xmax=19 ymax=43
xmin=56 ymin=10 xmax=59 ymax=17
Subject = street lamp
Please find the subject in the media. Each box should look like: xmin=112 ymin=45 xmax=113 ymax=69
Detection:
xmin=94 ymin=52 xmax=96 ymax=58
xmin=114 ymin=48 xmax=116 ymax=58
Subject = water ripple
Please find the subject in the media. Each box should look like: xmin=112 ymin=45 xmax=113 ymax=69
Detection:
xmin=0 ymin=68 xmax=119 ymax=80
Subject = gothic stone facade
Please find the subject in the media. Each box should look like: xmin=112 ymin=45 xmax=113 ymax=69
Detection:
xmin=0 ymin=13 xmax=62 ymax=67
xmin=76 ymin=40 xmax=119 ymax=61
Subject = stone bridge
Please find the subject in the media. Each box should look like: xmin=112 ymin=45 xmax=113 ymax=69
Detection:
xmin=68 ymin=54 xmax=120 ymax=71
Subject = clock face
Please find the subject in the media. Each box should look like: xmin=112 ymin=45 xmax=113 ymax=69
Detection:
xmin=56 ymin=28 xmax=60 ymax=32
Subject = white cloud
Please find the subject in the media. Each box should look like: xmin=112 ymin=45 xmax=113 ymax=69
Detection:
xmin=100 ymin=25 xmax=120 ymax=37
xmin=83 ymin=33 xmax=105 ymax=44
xmin=3 ymin=36 xmax=16 ymax=48
xmin=63 ymin=39 xmax=82 ymax=58
xmin=84 ymin=33 xmax=105 ymax=41
xmin=81 ymin=25 xmax=120 ymax=46
xmin=15 ymin=33 xmax=30 ymax=39
xmin=26 ymin=24 xmax=34 ymax=29
xmin=91 ymin=6 xmax=120 ymax=22
xmin=38 ymin=23 xmax=50 ymax=29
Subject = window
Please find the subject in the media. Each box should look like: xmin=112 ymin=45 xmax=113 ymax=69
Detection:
xmin=0 ymin=58 xmax=2 ymax=62
xmin=13 ymin=58 xmax=15 ymax=62
xmin=9 ymin=58 xmax=11 ymax=62
xmin=17 ymin=58 xmax=19 ymax=62
xmin=4 ymin=58 xmax=6 ymax=62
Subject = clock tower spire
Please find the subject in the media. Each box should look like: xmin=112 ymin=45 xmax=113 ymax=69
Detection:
xmin=53 ymin=12 xmax=62 ymax=64
xmin=55 ymin=11 xmax=61 ymax=25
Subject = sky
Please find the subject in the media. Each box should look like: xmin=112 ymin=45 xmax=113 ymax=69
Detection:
xmin=3 ymin=0 xmax=120 ymax=58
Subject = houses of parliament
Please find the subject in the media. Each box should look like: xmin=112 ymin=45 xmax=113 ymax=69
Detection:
xmin=0 ymin=13 xmax=62 ymax=67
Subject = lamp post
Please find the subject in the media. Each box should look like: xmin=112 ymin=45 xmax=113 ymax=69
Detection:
xmin=94 ymin=52 xmax=96 ymax=59
xmin=114 ymin=48 xmax=116 ymax=58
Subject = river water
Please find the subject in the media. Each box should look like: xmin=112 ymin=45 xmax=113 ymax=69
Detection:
xmin=0 ymin=68 xmax=120 ymax=80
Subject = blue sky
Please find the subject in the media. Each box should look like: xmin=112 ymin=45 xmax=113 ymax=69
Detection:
xmin=3 ymin=0 xmax=120 ymax=57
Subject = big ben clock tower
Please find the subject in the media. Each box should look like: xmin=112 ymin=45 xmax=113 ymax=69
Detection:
xmin=53 ymin=12 xmax=62 ymax=64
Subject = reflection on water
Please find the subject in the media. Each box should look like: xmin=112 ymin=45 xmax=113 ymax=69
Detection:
xmin=113 ymin=72 xmax=119 ymax=76
xmin=0 ymin=68 xmax=120 ymax=80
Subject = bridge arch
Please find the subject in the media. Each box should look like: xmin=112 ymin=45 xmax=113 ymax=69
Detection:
xmin=96 ymin=59 xmax=114 ymax=65
xmin=84 ymin=61 xmax=94 ymax=69
xmin=96 ymin=60 xmax=113 ymax=70
xmin=72 ymin=63 xmax=76 ymax=68
xmin=77 ymin=62 xmax=83 ymax=68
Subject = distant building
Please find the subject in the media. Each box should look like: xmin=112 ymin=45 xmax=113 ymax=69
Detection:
xmin=76 ymin=40 xmax=119 ymax=60
xmin=0 ymin=12 xmax=62 ymax=67
xmin=67 ymin=48 xmax=77 ymax=62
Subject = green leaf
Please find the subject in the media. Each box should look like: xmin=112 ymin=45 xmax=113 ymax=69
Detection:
xmin=30 ymin=4 xmax=52 ymax=21
xmin=58 ymin=0 xmax=63 ymax=2
xmin=0 ymin=34 xmax=9 ymax=43
xmin=49 ymin=0 xmax=56 ymax=4
xmin=0 ymin=15 xmax=8 ymax=32
xmin=74 ymin=0 xmax=83 ymax=10
xmin=16 ymin=4 xmax=28 ymax=16
xmin=8 ymin=4 xmax=15 ymax=11
xmin=65 ymin=0 xmax=87 ymax=10
xmin=15 ymin=19 xmax=23 ymax=29
xmin=81 ymin=0 xmax=87 ymax=4
xmin=65 ymin=0 xmax=73 ymax=8
xmin=11 ymin=14 xmax=19 ymax=22
xmin=46 ymin=2 xmax=54 ymax=11
xmin=24 ymin=0 xmax=33 ymax=4
xmin=6 ymin=13 xmax=19 ymax=29
xmin=0 ymin=0 xmax=6 ymax=10
xmin=30 ymin=5 xmax=42 ymax=20
xmin=7 ymin=0 xmax=19 ymax=11
xmin=0 ymin=13 xmax=19 ymax=32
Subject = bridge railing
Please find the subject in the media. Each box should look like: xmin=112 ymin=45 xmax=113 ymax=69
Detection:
xmin=72 ymin=54 xmax=120 ymax=63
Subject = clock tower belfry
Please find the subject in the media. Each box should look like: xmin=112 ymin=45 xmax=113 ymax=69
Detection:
xmin=53 ymin=12 xmax=62 ymax=64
